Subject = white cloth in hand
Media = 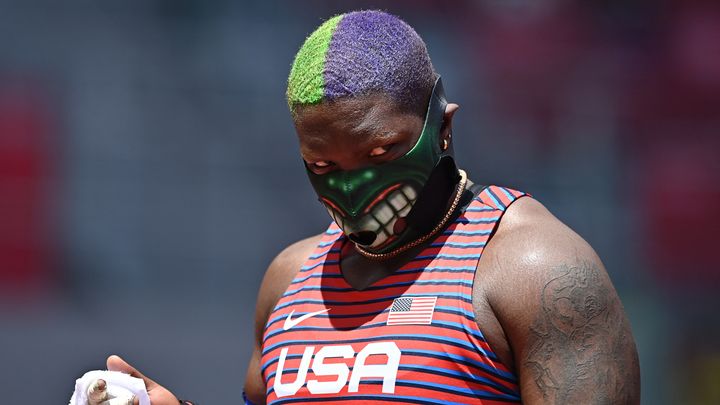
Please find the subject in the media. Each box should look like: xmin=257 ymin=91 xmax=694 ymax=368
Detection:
xmin=68 ymin=370 xmax=151 ymax=405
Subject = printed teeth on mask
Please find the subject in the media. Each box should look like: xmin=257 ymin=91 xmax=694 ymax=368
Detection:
xmin=326 ymin=185 xmax=417 ymax=247
xmin=355 ymin=185 xmax=417 ymax=247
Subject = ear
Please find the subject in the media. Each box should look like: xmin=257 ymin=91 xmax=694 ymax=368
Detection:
xmin=440 ymin=103 xmax=460 ymax=148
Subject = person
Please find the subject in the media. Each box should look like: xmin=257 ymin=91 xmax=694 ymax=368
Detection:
xmin=92 ymin=10 xmax=640 ymax=405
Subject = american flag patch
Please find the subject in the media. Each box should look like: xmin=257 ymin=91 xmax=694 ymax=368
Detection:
xmin=386 ymin=296 xmax=437 ymax=325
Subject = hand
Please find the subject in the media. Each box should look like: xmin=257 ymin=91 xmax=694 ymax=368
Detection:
xmin=86 ymin=355 xmax=180 ymax=405
xmin=86 ymin=379 xmax=134 ymax=405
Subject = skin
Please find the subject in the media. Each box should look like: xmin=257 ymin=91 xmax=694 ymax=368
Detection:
xmin=102 ymin=93 xmax=640 ymax=404
xmin=87 ymin=355 xmax=179 ymax=405
xmin=86 ymin=378 xmax=134 ymax=405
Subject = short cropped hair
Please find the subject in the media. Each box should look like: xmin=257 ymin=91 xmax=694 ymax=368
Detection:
xmin=287 ymin=10 xmax=437 ymax=117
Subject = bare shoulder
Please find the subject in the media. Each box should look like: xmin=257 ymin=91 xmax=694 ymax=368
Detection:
xmin=254 ymin=233 xmax=325 ymax=333
xmin=479 ymin=196 xmax=605 ymax=307
xmin=479 ymin=196 xmax=640 ymax=404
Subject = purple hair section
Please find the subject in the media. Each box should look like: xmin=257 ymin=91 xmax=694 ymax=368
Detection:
xmin=323 ymin=11 xmax=436 ymax=108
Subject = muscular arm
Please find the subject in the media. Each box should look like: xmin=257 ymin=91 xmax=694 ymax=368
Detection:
xmin=482 ymin=198 xmax=640 ymax=404
xmin=243 ymin=235 xmax=323 ymax=405
xmin=522 ymin=259 xmax=638 ymax=404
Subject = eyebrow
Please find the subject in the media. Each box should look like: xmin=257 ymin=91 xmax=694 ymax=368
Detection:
xmin=368 ymin=130 xmax=403 ymax=141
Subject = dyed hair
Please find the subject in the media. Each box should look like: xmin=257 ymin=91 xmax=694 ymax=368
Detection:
xmin=287 ymin=10 xmax=437 ymax=117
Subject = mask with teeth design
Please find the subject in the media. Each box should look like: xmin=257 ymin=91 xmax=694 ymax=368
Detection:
xmin=305 ymin=77 xmax=460 ymax=255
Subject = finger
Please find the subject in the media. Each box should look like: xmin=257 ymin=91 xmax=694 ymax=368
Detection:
xmin=87 ymin=379 xmax=108 ymax=404
xmin=99 ymin=395 xmax=136 ymax=405
xmin=106 ymin=355 xmax=157 ymax=388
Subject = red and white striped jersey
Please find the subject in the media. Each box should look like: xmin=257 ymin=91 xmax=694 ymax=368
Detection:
xmin=261 ymin=185 xmax=527 ymax=404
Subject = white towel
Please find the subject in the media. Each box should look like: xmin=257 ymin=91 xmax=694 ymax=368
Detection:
xmin=68 ymin=370 xmax=151 ymax=405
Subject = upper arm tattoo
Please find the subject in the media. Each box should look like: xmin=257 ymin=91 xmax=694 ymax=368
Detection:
xmin=523 ymin=261 xmax=639 ymax=404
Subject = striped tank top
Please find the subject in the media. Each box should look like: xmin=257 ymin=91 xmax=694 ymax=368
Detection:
xmin=261 ymin=185 xmax=526 ymax=404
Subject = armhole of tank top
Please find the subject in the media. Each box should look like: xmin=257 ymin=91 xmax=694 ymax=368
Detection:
xmin=260 ymin=224 xmax=342 ymax=346
xmin=464 ymin=186 xmax=528 ymax=376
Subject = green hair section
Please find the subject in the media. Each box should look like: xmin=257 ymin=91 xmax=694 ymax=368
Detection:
xmin=287 ymin=14 xmax=343 ymax=108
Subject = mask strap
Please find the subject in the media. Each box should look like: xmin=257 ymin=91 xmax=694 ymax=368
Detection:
xmin=404 ymin=156 xmax=460 ymax=235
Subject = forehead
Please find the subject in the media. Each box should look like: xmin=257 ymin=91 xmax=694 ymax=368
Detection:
xmin=293 ymin=94 xmax=424 ymax=153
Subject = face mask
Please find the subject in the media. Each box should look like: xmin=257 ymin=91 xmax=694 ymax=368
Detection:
xmin=305 ymin=77 xmax=458 ymax=254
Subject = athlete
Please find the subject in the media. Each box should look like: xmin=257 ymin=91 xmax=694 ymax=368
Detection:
xmin=97 ymin=10 xmax=640 ymax=405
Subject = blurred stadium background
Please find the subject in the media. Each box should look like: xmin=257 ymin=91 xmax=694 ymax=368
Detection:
xmin=1 ymin=0 xmax=718 ymax=403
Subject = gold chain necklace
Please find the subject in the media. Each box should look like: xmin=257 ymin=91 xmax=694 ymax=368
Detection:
xmin=353 ymin=169 xmax=467 ymax=261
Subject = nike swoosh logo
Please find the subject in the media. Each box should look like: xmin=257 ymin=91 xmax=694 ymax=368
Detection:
xmin=283 ymin=308 xmax=330 ymax=330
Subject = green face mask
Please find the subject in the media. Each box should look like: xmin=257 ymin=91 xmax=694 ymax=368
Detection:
xmin=306 ymin=77 xmax=457 ymax=254
xmin=307 ymin=78 xmax=457 ymax=253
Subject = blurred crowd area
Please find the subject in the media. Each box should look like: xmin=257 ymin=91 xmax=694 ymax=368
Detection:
xmin=1 ymin=0 xmax=718 ymax=403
